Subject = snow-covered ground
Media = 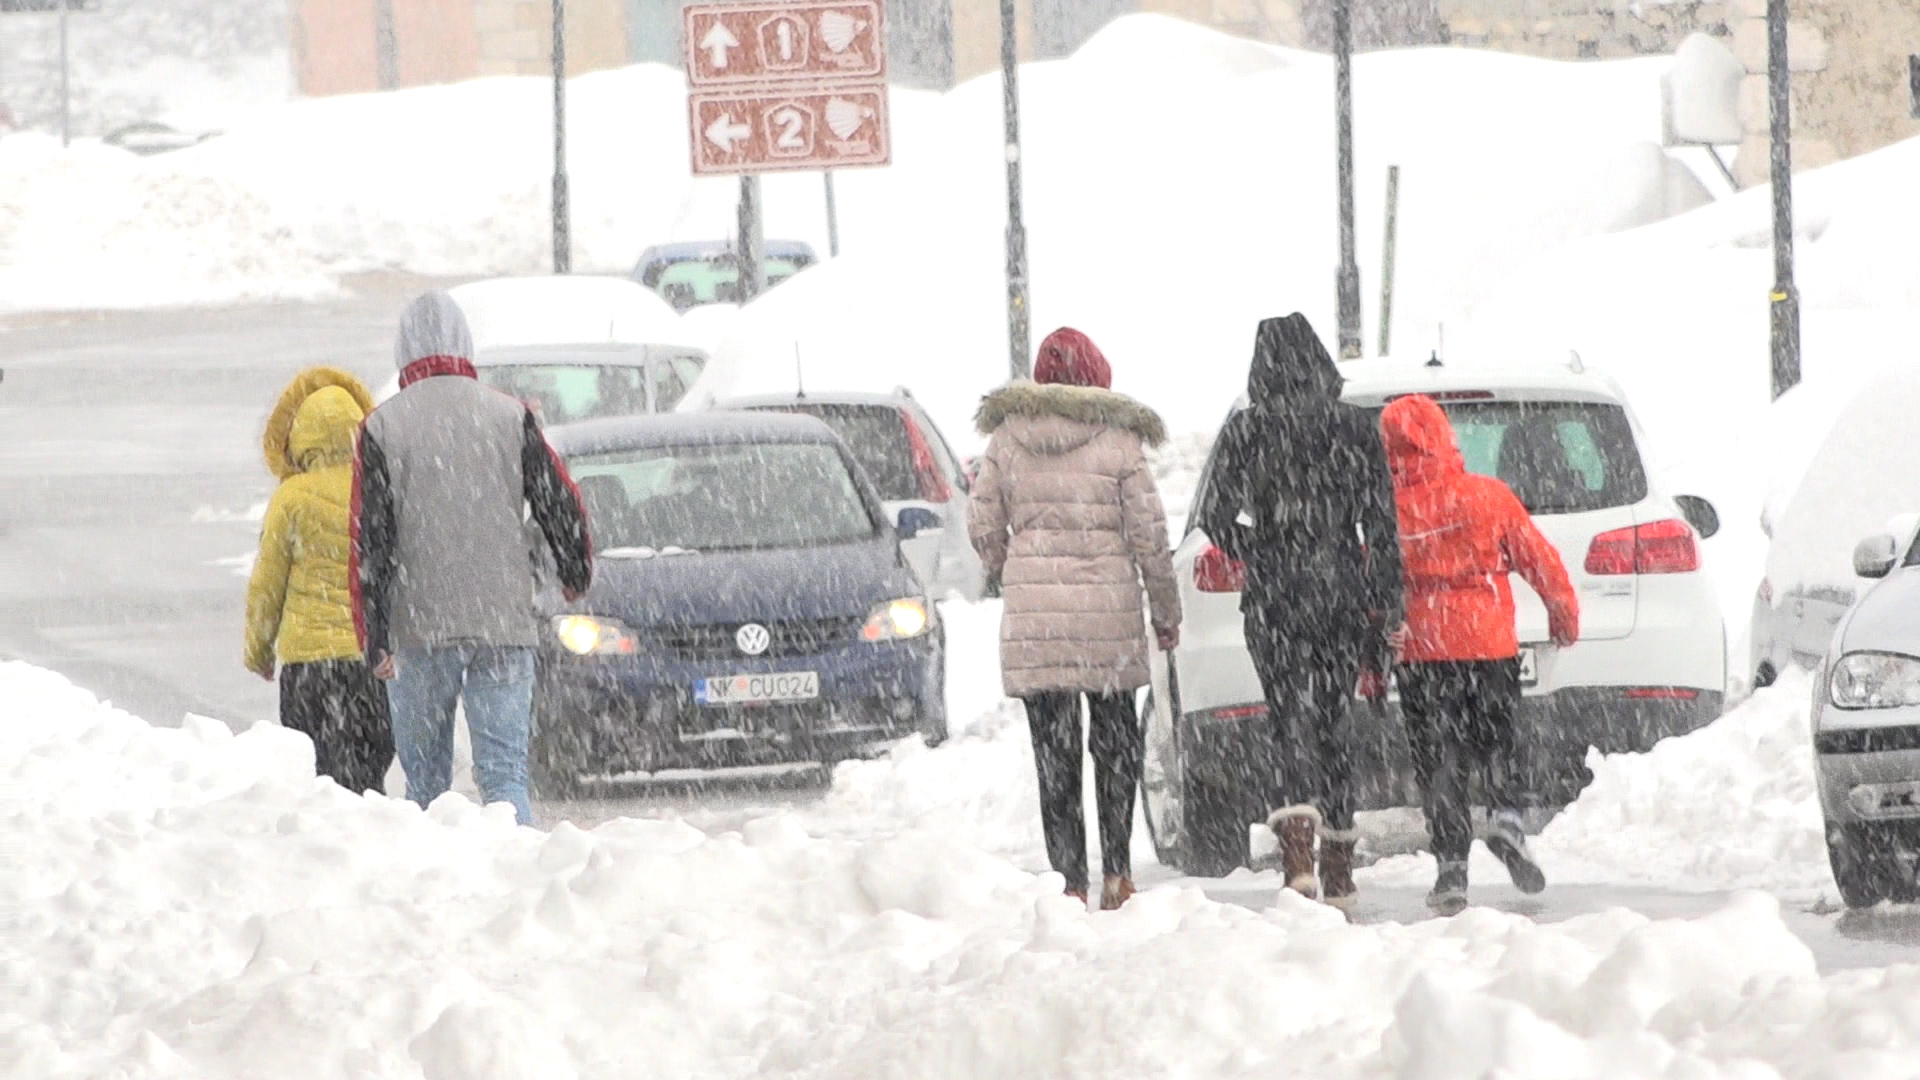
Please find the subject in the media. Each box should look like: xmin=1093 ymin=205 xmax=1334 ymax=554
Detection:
xmin=11 ymin=634 xmax=1919 ymax=1080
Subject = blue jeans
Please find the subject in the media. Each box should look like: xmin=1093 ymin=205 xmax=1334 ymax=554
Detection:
xmin=388 ymin=644 xmax=535 ymax=825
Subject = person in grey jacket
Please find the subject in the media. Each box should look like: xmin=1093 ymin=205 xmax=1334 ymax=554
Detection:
xmin=351 ymin=291 xmax=592 ymax=825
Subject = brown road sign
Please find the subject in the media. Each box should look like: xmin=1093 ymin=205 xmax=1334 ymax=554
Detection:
xmin=683 ymin=1 xmax=885 ymax=88
xmin=690 ymin=83 xmax=890 ymax=175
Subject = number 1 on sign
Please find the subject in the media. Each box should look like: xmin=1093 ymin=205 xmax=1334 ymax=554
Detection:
xmin=777 ymin=20 xmax=794 ymax=61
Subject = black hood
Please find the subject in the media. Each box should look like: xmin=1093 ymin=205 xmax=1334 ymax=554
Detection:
xmin=1247 ymin=313 xmax=1343 ymax=408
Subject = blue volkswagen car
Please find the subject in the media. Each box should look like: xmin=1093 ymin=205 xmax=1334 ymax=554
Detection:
xmin=531 ymin=413 xmax=946 ymax=794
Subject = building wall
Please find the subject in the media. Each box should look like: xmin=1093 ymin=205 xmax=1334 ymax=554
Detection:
xmin=472 ymin=0 xmax=626 ymax=78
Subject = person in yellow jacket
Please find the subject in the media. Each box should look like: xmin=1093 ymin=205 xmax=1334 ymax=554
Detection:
xmin=244 ymin=367 xmax=393 ymax=794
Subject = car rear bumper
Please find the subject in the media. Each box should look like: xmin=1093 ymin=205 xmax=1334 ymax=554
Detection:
xmin=535 ymin=635 xmax=942 ymax=774
xmin=1181 ymin=685 xmax=1724 ymax=810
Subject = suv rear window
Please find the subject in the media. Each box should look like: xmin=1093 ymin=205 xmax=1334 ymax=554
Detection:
xmin=1436 ymin=400 xmax=1646 ymax=514
xmin=750 ymin=404 xmax=919 ymax=501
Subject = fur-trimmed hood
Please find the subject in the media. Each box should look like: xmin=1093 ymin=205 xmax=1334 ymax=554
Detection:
xmin=263 ymin=367 xmax=374 ymax=479
xmin=974 ymin=381 xmax=1166 ymax=448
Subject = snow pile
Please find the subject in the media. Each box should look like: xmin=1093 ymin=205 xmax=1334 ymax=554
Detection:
xmin=1536 ymin=674 xmax=1831 ymax=893
xmin=12 ymin=658 xmax=1920 ymax=1080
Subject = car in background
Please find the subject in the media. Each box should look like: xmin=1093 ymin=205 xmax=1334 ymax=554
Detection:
xmin=375 ymin=276 xmax=708 ymax=422
xmin=1811 ymin=513 xmax=1920 ymax=906
xmin=716 ymin=389 xmax=986 ymax=600
xmin=1750 ymin=371 xmax=1920 ymax=689
xmin=1143 ymin=356 xmax=1728 ymax=876
xmin=633 ymin=240 xmax=819 ymax=312
xmin=530 ymin=412 xmax=946 ymax=794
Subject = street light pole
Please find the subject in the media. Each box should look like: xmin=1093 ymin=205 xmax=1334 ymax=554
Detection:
xmin=551 ymin=0 xmax=571 ymax=274
xmin=57 ymin=0 xmax=69 ymax=147
xmin=1333 ymin=0 xmax=1362 ymax=360
xmin=1766 ymin=0 xmax=1799 ymax=399
xmin=999 ymin=0 xmax=1031 ymax=381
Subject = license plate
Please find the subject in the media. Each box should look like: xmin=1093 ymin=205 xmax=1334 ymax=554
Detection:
xmin=1518 ymin=647 xmax=1538 ymax=687
xmin=694 ymin=671 xmax=819 ymax=706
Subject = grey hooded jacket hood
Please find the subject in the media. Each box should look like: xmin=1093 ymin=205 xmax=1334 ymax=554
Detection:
xmin=394 ymin=290 xmax=475 ymax=370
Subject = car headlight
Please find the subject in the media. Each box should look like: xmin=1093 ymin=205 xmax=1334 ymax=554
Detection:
xmin=1828 ymin=652 xmax=1920 ymax=710
xmin=551 ymin=615 xmax=637 ymax=656
xmin=861 ymin=597 xmax=933 ymax=642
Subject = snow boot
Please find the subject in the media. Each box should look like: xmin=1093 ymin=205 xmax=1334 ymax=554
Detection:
xmin=1426 ymin=860 xmax=1469 ymax=916
xmin=1267 ymin=806 xmax=1322 ymax=900
xmin=1065 ymin=884 xmax=1089 ymax=906
xmin=1100 ymin=875 xmax=1136 ymax=911
xmin=1319 ymin=830 xmax=1359 ymax=913
xmin=1485 ymin=810 xmax=1546 ymax=895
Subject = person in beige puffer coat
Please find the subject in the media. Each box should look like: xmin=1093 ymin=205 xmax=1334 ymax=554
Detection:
xmin=969 ymin=327 xmax=1181 ymax=911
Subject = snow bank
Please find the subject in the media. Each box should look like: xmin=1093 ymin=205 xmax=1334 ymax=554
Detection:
xmin=14 ymin=657 xmax=1920 ymax=1080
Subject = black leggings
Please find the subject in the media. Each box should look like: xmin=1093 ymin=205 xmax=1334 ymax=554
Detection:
xmin=1246 ymin=609 xmax=1369 ymax=832
xmin=280 ymin=659 xmax=394 ymax=795
xmin=1396 ymin=659 xmax=1524 ymax=864
xmin=1023 ymin=691 xmax=1142 ymax=889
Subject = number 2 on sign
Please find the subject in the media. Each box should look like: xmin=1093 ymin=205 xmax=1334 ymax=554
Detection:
xmin=772 ymin=107 xmax=807 ymax=151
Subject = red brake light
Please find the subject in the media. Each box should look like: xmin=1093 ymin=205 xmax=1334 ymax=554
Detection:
xmin=1194 ymin=544 xmax=1246 ymax=593
xmin=1585 ymin=519 xmax=1698 ymax=576
xmin=899 ymin=411 xmax=952 ymax=503
xmin=1623 ymin=687 xmax=1700 ymax=700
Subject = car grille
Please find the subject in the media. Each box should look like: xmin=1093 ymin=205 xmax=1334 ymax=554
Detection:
xmin=641 ymin=616 xmax=865 ymax=662
xmin=1816 ymin=725 xmax=1920 ymax=755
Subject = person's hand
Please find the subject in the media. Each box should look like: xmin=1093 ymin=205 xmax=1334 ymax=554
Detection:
xmin=1155 ymin=625 xmax=1180 ymax=652
xmin=1550 ymin=621 xmax=1578 ymax=649
xmin=1386 ymin=621 xmax=1410 ymax=663
xmin=249 ymin=662 xmax=274 ymax=683
xmin=370 ymin=652 xmax=398 ymax=681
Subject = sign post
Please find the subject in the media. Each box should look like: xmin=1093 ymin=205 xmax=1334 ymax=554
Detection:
xmin=1333 ymin=0 xmax=1361 ymax=360
xmin=1766 ymin=0 xmax=1799 ymax=399
xmin=999 ymin=0 xmax=1029 ymax=381
xmin=552 ymin=0 xmax=571 ymax=274
xmin=682 ymin=1 xmax=890 ymax=294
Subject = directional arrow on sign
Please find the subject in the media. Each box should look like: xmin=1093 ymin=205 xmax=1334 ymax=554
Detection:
xmin=700 ymin=22 xmax=740 ymax=69
xmin=704 ymin=112 xmax=752 ymax=152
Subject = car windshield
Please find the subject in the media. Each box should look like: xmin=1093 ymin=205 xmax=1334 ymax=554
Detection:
xmin=568 ymin=442 xmax=877 ymax=552
xmin=747 ymin=403 xmax=922 ymax=502
xmin=645 ymin=256 xmax=806 ymax=308
xmin=1435 ymin=400 xmax=1647 ymax=514
xmin=479 ymin=363 xmax=651 ymax=424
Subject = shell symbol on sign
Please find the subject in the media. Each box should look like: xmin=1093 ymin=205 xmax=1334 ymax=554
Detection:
xmin=760 ymin=14 xmax=809 ymax=70
xmin=818 ymin=10 xmax=865 ymax=54
xmin=824 ymin=97 xmax=871 ymax=140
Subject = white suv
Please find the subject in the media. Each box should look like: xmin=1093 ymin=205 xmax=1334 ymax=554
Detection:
xmin=1143 ymin=356 xmax=1729 ymax=876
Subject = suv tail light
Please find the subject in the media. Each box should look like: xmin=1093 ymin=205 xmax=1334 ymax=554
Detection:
xmin=1194 ymin=544 xmax=1246 ymax=592
xmin=1585 ymin=518 xmax=1699 ymax=575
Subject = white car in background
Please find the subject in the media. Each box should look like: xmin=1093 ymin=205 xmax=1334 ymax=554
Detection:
xmin=1143 ymin=355 xmax=1728 ymax=876
xmin=376 ymin=276 xmax=710 ymax=419
xmin=1750 ymin=370 xmax=1920 ymax=688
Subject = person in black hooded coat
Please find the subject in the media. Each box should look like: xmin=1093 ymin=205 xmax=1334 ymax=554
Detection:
xmin=1197 ymin=313 xmax=1404 ymax=908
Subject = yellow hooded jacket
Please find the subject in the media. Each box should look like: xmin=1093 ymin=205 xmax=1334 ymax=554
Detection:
xmin=244 ymin=368 xmax=375 ymax=673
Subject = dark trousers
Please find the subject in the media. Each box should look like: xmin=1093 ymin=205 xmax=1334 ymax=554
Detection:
xmin=1246 ymin=607 xmax=1368 ymax=832
xmin=1396 ymin=659 xmax=1524 ymax=864
xmin=280 ymin=659 xmax=394 ymax=795
xmin=1023 ymin=691 xmax=1142 ymax=890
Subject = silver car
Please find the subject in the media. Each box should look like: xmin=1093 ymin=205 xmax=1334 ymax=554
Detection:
xmin=1811 ymin=512 xmax=1920 ymax=907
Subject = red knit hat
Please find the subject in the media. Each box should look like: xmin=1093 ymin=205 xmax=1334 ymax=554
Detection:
xmin=1033 ymin=327 xmax=1112 ymax=389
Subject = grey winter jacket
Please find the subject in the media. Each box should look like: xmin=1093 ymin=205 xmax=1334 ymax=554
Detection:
xmin=351 ymin=291 xmax=592 ymax=659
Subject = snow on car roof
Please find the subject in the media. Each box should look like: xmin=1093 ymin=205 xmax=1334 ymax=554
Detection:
xmin=448 ymin=276 xmax=704 ymax=352
xmin=545 ymin=410 xmax=839 ymax=456
xmin=1336 ymin=355 xmax=1629 ymax=405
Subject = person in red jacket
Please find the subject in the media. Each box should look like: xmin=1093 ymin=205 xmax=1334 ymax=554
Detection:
xmin=1380 ymin=395 xmax=1580 ymax=915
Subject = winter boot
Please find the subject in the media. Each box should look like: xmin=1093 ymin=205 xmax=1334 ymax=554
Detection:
xmin=1485 ymin=810 xmax=1547 ymax=895
xmin=1100 ymin=875 xmax=1136 ymax=911
xmin=1065 ymin=884 xmax=1089 ymax=906
xmin=1267 ymin=806 xmax=1322 ymax=900
xmin=1319 ymin=830 xmax=1359 ymax=913
xmin=1426 ymin=860 xmax=1469 ymax=916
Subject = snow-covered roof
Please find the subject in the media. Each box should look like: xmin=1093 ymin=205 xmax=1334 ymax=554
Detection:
xmin=447 ymin=276 xmax=704 ymax=352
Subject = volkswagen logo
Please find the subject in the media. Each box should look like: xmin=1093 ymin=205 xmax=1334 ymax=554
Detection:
xmin=735 ymin=623 xmax=771 ymax=656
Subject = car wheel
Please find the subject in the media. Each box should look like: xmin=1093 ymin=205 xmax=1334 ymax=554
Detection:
xmin=1826 ymin=823 xmax=1916 ymax=908
xmin=918 ymin=698 xmax=948 ymax=748
xmin=529 ymin=702 xmax=582 ymax=801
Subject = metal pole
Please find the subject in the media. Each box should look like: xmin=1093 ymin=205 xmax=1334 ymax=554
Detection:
xmin=1333 ymin=0 xmax=1361 ymax=360
xmin=1000 ymin=0 xmax=1031 ymax=381
xmin=1766 ymin=0 xmax=1799 ymax=399
xmin=551 ymin=0 xmax=571 ymax=274
xmin=737 ymin=175 xmax=766 ymax=301
xmin=824 ymin=171 xmax=841 ymax=258
xmin=58 ymin=0 xmax=70 ymax=147
xmin=1378 ymin=164 xmax=1400 ymax=356
xmin=374 ymin=0 xmax=399 ymax=90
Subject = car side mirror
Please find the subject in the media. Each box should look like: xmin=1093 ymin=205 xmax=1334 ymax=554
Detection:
xmin=1675 ymin=495 xmax=1720 ymax=539
xmin=1853 ymin=534 xmax=1899 ymax=579
xmin=896 ymin=506 xmax=943 ymax=541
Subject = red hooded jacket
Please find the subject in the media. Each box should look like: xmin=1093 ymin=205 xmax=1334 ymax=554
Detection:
xmin=1380 ymin=395 xmax=1579 ymax=663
